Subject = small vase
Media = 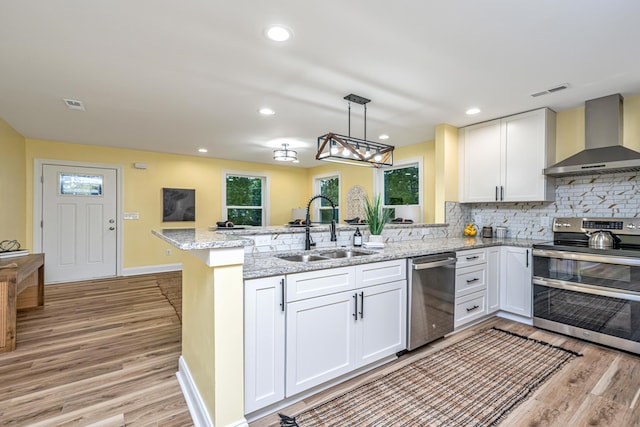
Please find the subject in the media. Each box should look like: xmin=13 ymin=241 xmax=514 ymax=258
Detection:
xmin=368 ymin=235 xmax=384 ymax=244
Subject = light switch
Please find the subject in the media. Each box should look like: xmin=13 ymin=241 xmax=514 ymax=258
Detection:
xmin=124 ymin=212 xmax=140 ymax=220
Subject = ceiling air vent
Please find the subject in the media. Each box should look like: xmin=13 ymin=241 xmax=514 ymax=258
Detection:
xmin=62 ymin=98 xmax=86 ymax=111
xmin=530 ymin=83 xmax=569 ymax=98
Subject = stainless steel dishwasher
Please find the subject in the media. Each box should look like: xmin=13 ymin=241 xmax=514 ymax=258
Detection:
xmin=407 ymin=252 xmax=457 ymax=351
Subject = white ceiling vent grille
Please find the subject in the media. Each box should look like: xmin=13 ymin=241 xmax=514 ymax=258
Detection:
xmin=530 ymin=83 xmax=569 ymax=98
xmin=62 ymin=98 xmax=86 ymax=111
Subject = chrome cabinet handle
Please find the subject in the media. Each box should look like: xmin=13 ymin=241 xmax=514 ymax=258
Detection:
xmin=353 ymin=293 xmax=358 ymax=320
xmin=466 ymin=305 xmax=480 ymax=312
xmin=280 ymin=279 xmax=285 ymax=312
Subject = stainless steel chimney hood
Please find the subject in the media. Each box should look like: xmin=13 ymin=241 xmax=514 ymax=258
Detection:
xmin=544 ymin=94 xmax=640 ymax=177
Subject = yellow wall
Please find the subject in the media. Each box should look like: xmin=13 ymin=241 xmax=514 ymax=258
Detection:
xmin=0 ymin=119 xmax=27 ymax=245
xmin=24 ymin=139 xmax=309 ymax=269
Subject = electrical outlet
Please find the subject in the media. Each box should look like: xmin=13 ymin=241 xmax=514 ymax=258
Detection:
xmin=166 ymin=249 xmax=172 ymax=256
xmin=253 ymin=235 xmax=271 ymax=247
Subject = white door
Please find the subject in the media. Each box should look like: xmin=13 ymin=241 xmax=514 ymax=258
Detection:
xmin=41 ymin=164 xmax=118 ymax=283
xmin=500 ymin=246 xmax=532 ymax=317
xmin=285 ymin=291 xmax=356 ymax=396
xmin=244 ymin=276 xmax=285 ymax=414
xmin=355 ymin=280 xmax=406 ymax=368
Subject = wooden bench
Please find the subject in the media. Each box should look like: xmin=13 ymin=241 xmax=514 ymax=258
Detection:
xmin=0 ymin=254 xmax=44 ymax=352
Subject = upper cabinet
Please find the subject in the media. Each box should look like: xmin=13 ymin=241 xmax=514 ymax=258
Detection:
xmin=459 ymin=108 xmax=556 ymax=203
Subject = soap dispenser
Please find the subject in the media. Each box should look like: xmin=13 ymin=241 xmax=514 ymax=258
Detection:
xmin=353 ymin=227 xmax=362 ymax=247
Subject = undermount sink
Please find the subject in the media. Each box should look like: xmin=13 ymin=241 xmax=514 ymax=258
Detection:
xmin=277 ymin=254 xmax=329 ymax=262
xmin=277 ymin=249 xmax=374 ymax=263
xmin=318 ymin=249 xmax=373 ymax=259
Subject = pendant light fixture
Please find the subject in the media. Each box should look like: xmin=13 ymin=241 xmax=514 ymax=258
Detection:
xmin=316 ymin=94 xmax=394 ymax=167
xmin=273 ymin=143 xmax=298 ymax=162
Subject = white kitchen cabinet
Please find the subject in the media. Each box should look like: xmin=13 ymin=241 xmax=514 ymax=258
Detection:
xmin=459 ymin=108 xmax=556 ymax=203
xmin=285 ymin=259 xmax=406 ymax=397
xmin=486 ymin=246 xmax=501 ymax=314
xmin=285 ymin=290 xmax=356 ymax=396
xmin=356 ymin=280 xmax=406 ymax=367
xmin=500 ymin=246 xmax=532 ymax=317
xmin=454 ymin=249 xmax=488 ymax=328
xmin=244 ymin=276 xmax=286 ymax=413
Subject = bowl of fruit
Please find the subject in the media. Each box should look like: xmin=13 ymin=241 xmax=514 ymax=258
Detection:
xmin=463 ymin=223 xmax=477 ymax=237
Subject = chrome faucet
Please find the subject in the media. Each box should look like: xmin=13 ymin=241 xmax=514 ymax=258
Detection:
xmin=305 ymin=195 xmax=337 ymax=250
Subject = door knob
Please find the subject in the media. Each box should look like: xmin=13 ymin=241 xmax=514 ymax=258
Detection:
xmin=109 ymin=227 xmax=115 ymax=231
xmin=109 ymin=219 xmax=115 ymax=224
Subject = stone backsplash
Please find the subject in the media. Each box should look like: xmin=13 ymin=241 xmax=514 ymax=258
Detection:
xmin=464 ymin=171 xmax=640 ymax=240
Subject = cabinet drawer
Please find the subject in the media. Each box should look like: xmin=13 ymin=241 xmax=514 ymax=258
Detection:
xmin=287 ymin=266 xmax=355 ymax=302
xmin=456 ymin=249 xmax=486 ymax=267
xmin=454 ymin=291 xmax=486 ymax=327
xmin=356 ymin=259 xmax=406 ymax=288
xmin=455 ymin=264 xmax=487 ymax=297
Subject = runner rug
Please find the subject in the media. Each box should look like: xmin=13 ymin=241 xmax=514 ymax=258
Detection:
xmin=279 ymin=327 xmax=581 ymax=427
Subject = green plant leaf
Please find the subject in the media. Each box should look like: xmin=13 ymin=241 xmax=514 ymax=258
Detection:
xmin=363 ymin=194 xmax=392 ymax=235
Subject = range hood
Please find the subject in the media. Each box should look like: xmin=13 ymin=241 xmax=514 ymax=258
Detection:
xmin=544 ymin=93 xmax=640 ymax=177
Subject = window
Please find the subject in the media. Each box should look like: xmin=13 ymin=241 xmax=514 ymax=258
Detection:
xmin=224 ymin=172 xmax=269 ymax=226
xmin=313 ymin=174 xmax=340 ymax=223
xmin=59 ymin=173 xmax=103 ymax=196
xmin=376 ymin=158 xmax=422 ymax=220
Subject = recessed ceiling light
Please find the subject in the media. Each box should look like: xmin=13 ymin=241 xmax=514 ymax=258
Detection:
xmin=258 ymin=107 xmax=275 ymax=115
xmin=198 ymin=148 xmax=208 ymax=153
xmin=378 ymin=134 xmax=390 ymax=140
xmin=466 ymin=108 xmax=481 ymax=115
xmin=265 ymin=25 xmax=292 ymax=42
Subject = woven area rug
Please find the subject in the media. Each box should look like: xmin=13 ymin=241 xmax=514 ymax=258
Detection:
xmin=279 ymin=327 xmax=581 ymax=427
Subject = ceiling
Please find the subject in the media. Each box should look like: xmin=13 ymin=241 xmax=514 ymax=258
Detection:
xmin=2 ymin=1 xmax=640 ymax=167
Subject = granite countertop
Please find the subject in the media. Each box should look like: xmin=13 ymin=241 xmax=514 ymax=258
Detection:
xmin=242 ymin=237 xmax=544 ymax=279
xmin=152 ymin=228 xmax=253 ymax=250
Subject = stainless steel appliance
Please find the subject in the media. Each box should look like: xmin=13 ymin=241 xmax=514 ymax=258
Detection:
xmin=407 ymin=253 xmax=456 ymax=351
xmin=532 ymin=217 xmax=640 ymax=354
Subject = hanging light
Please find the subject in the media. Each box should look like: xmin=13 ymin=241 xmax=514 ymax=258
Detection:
xmin=316 ymin=94 xmax=394 ymax=167
xmin=273 ymin=143 xmax=298 ymax=162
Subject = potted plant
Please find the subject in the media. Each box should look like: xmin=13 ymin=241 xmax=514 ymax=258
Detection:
xmin=363 ymin=194 xmax=393 ymax=243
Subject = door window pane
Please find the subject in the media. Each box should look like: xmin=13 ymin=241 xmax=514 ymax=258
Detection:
xmin=59 ymin=174 xmax=103 ymax=196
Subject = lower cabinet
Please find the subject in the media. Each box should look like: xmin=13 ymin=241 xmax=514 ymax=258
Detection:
xmin=286 ymin=278 xmax=406 ymax=397
xmin=245 ymin=259 xmax=407 ymax=413
xmin=500 ymin=246 xmax=532 ymax=317
xmin=244 ymin=276 xmax=286 ymax=414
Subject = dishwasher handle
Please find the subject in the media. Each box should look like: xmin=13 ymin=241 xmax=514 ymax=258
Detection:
xmin=412 ymin=257 xmax=457 ymax=270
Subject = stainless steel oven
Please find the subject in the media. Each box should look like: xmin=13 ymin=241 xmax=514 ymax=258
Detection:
xmin=532 ymin=218 xmax=640 ymax=355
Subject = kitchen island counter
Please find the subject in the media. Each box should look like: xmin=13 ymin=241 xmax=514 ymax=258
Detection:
xmin=243 ymin=237 xmax=543 ymax=279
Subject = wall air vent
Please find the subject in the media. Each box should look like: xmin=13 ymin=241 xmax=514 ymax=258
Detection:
xmin=530 ymin=83 xmax=569 ymax=98
xmin=62 ymin=98 xmax=86 ymax=111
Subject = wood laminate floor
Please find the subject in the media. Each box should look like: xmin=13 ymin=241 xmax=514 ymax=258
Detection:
xmin=3 ymin=273 xmax=640 ymax=426
xmin=0 ymin=272 xmax=193 ymax=426
xmin=250 ymin=317 xmax=640 ymax=427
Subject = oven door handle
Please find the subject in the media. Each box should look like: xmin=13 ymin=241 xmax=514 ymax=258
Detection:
xmin=533 ymin=277 xmax=640 ymax=302
xmin=532 ymin=249 xmax=640 ymax=267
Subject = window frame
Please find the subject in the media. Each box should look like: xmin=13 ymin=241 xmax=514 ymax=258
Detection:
xmin=222 ymin=170 xmax=270 ymax=226
xmin=374 ymin=157 xmax=423 ymax=222
xmin=312 ymin=172 xmax=341 ymax=223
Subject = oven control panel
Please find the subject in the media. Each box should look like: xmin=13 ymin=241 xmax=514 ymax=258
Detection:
xmin=553 ymin=217 xmax=640 ymax=235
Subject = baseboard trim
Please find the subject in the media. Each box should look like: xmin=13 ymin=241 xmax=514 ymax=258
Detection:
xmin=176 ymin=356 xmax=249 ymax=427
xmin=177 ymin=356 xmax=214 ymax=427
xmin=122 ymin=263 xmax=182 ymax=276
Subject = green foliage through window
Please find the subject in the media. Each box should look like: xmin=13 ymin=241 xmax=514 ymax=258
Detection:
xmin=226 ymin=175 xmax=264 ymax=226
xmin=383 ymin=165 xmax=419 ymax=205
xmin=318 ymin=176 xmax=339 ymax=223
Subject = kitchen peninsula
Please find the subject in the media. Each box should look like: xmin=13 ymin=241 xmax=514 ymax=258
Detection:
xmin=154 ymin=224 xmax=541 ymax=425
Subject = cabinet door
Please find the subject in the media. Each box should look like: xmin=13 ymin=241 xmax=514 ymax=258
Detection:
xmin=286 ymin=291 xmax=356 ymax=396
xmin=244 ymin=276 xmax=285 ymax=413
xmin=355 ymin=280 xmax=407 ymax=368
xmin=486 ymin=247 xmax=500 ymax=313
xmin=460 ymin=120 xmax=502 ymax=202
xmin=500 ymin=246 xmax=532 ymax=317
